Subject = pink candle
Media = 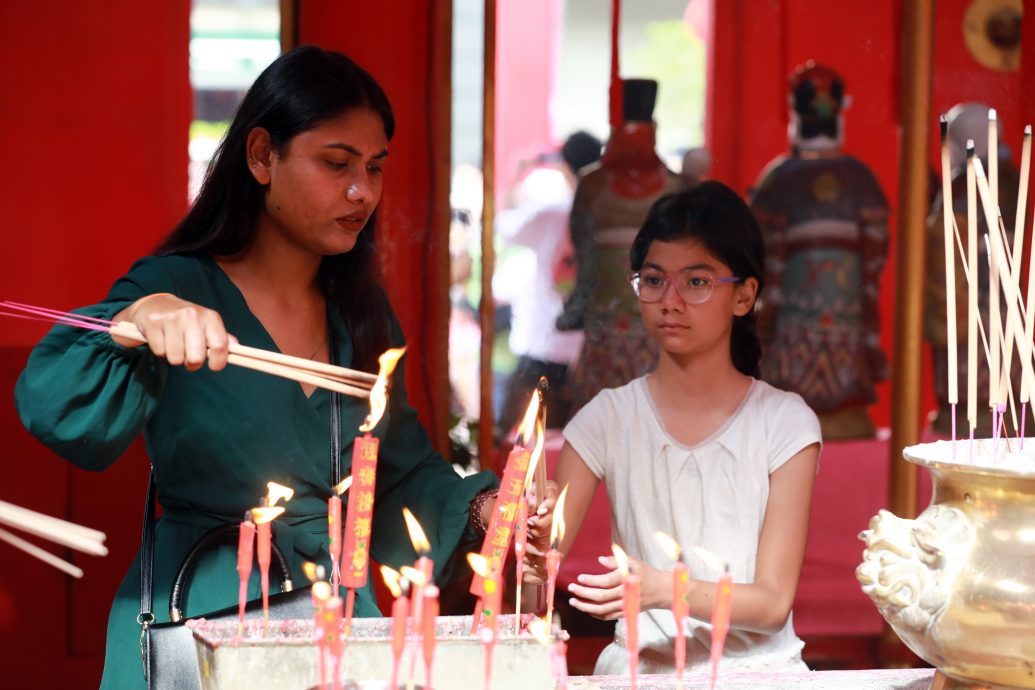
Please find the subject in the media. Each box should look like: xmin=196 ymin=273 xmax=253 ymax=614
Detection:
xmin=545 ymin=487 xmax=568 ymax=627
xmin=321 ymin=594 xmax=344 ymax=690
xmin=612 ymin=544 xmax=639 ymax=690
xmin=672 ymin=561 xmax=689 ymax=688
xmin=381 ymin=565 xmax=409 ymax=690
xmin=256 ymin=518 xmax=272 ymax=627
xmin=236 ymin=514 xmax=255 ymax=635
xmin=553 ymin=637 xmax=569 ymax=690
xmin=422 ymin=584 xmax=440 ymax=690
xmin=709 ymin=567 xmax=733 ymax=690
xmin=311 ymin=580 xmax=332 ymax=690
xmin=328 ymin=495 xmax=342 ymax=589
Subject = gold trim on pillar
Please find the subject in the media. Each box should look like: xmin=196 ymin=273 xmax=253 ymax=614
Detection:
xmin=479 ymin=0 xmax=498 ymax=473
xmin=428 ymin=0 xmax=454 ymax=456
xmin=280 ymin=0 xmax=298 ymax=53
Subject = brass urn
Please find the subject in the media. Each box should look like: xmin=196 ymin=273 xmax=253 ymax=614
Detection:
xmin=858 ymin=440 xmax=1035 ymax=689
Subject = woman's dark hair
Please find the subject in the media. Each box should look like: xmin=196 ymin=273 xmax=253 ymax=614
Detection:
xmin=629 ymin=181 xmax=765 ymax=377
xmin=156 ymin=46 xmax=395 ymax=372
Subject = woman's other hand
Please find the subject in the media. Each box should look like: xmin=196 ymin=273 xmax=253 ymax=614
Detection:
xmin=112 ymin=293 xmax=233 ymax=372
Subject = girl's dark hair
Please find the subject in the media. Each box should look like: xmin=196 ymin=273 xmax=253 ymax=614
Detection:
xmin=629 ymin=181 xmax=765 ymax=377
xmin=156 ymin=46 xmax=395 ymax=372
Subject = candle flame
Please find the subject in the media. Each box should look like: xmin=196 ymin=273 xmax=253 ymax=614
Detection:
xmin=523 ymin=418 xmax=547 ymax=491
xmin=653 ymin=532 xmax=682 ymax=562
xmin=527 ymin=616 xmax=552 ymax=646
xmin=612 ymin=543 xmax=630 ymax=577
xmin=359 ymin=347 xmax=406 ymax=432
xmin=515 ymin=392 xmax=540 ymax=447
xmin=333 ymin=476 xmax=353 ymax=496
xmin=303 ymin=561 xmax=319 ymax=583
xmin=265 ymin=481 xmax=294 ymax=507
xmin=400 ymin=565 xmax=427 ymax=587
xmin=550 ymin=485 xmax=568 ymax=548
xmin=381 ymin=565 xmax=403 ymax=598
xmin=688 ymin=545 xmax=725 ymax=575
xmin=402 ymin=507 xmax=431 ymax=554
xmin=251 ymin=506 xmax=285 ymax=525
xmin=312 ymin=580 xmax=332 ymax=601
xmin=466 ymin=552 xmax=489 ymax=577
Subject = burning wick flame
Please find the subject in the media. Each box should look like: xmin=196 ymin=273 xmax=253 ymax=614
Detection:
xmin=527 ymin=616 xmax=552 ymax=646
xmin=612 ymin=544 xmax=631 ymax=578
xmin=302 ymin=561 xmax=325 ymax=583
xmin=550 ymin=485 xmax=569 ymax=549
xmin=265 ymin=481 xmax=294 ymax=507
xmin=381 ymin=565 xmax=407 ymax=598
xmin=523 ymin=418 xmax=547 ymax=492
xmin=360 ymin=347 xmax=406 ymax=432
xmin=688 ymin=545 xmax=726 ymax=576
xmin=402 ymin=507 xmax=431 ymax=555
xmin=333 ymin=476 xmax=353 ymax=496
xmin=466 ymin=553 xmax=497 ymax=594
xmin=400 ymin=565 xmax=428 ymax=587
xmin=312 ymin=580 xmax=332 ymax=600
xmin=653 ymin=532 xmax=682 ymax=563
xmin=515 ymin=393 xmax=541 ymax=448
xmin=251 ymin=506 xmax=285 ymax=525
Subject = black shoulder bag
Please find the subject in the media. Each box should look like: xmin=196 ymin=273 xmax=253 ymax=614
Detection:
xmin=139 ymin=335 xmax=345 ymax=689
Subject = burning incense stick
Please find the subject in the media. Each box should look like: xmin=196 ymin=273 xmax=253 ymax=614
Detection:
xmin=0 ymin=526 xmax=84 ymax=578
xmin=0 ymin=500 xmax=107 ymax=556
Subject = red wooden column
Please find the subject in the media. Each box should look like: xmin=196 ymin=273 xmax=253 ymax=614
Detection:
xmin=297 ymin=0 xmax=453 ymax=453
xmin=0 ymin=3 xmax=190 ymax=688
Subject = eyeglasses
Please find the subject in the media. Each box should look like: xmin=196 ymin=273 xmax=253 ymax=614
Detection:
xmin=629 ymin=268 xmax=742 ymax=304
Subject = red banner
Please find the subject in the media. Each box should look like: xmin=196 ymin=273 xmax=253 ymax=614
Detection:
xmin=470 ymin=447 xmax=529 ymax=598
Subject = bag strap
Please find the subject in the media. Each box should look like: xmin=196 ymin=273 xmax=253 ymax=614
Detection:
xmin=330 ymin=326 xmax=342 ymax=484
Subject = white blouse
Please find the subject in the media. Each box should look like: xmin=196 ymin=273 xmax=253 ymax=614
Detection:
xmin=563 ymin=376 xmax=822 ymax=673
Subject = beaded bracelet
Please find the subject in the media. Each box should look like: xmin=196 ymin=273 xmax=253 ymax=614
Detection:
xmin=468 ymin=489 xmax=499 ymax=537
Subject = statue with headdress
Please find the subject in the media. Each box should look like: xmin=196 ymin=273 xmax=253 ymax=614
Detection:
xmin=556 ymin=78 xmax=685 ymax=414
xmin=750 ymin=62 xmax=890 ymax=439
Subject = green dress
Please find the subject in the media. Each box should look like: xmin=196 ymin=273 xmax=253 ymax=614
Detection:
xmin=15 ymin=254 xmax=497 ymax=689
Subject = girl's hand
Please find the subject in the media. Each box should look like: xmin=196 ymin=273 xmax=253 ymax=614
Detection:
xmin=521 ymin=481 xmax=559 ymax=585
xmin=112 ymin=293 xmax=234 ymax=372
xmin=567 ymin=555 xmax=669 ymax=620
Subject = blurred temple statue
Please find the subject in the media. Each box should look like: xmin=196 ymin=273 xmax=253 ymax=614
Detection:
xmin=924 ymin=103 xmax=1020 ymax=436
xmin=750 ymin=62 xmax=890 ymax=439
xmin=557 ymin=78 xmax=685 ymax=413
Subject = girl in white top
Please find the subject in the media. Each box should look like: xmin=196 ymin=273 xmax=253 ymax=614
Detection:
xmin=552 ymin=181 xmax=821 ymax=673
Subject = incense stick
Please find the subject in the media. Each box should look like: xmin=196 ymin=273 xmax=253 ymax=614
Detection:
xmin=0 ymin=527 xmax=83 ymax=578
xmin=1 ymin=301 xmax=375 ymax=398
xmin=0 ymin=500 xmax=108 ymax=557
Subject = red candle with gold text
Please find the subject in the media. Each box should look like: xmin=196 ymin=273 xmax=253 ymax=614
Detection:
xmin=613 ymin=545 xmax=640 ymax=690
xmin=422 ymin=584 xmax=440 ymax=690
xmin=470 ymin=395 xmax=542 ymax=622
xmin=341 ymin=348 xmax=405 ymax=631
xmin=709 ymin=566 xmax=733 ymax=690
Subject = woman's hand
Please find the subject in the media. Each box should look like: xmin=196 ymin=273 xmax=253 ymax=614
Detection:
xmin=566 ymin=555 xmax=670 ymax=620
xmin=112 ymin=293 xmax=234 ymax=372
xmin=521 ymin=480 xmax=558 ymax=585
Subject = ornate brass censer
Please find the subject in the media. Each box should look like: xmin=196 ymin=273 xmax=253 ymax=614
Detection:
xmin=858 ymin=440 xmax=1035 ymax=689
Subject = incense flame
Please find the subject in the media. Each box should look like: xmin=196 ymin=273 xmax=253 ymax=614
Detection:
xmin=250 ymin=506 xmax=285 ymax=525
xmin=380 ymin=565 xmax=403 ymax=598
xmin=527 ymin=616 xmax=552 ymax=646
xmin=653 ymin=531 xmax=682 ymax=563
xmin=466 ymin=552 xmax=489 ymax=578
xmin=402 ymin=507 xmax=431 ymax=554
xmin=360 ymin=347 xmax=406 ymax=432
xmin=515 ymin=392 xmax=541 ymax=447
xmin=333 ymin=476 xmax=353 ymax=496
xmin=550 ymin=485 xmax=569 ymax=548
xmin=265 ymin=482 xmax=295 ymax=507
xmin=612 ymin=543 xmax=630 ymax=578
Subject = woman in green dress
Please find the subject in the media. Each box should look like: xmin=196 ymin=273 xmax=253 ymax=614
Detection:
xmin=16 ymin=47 xmax=539 ymax=689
